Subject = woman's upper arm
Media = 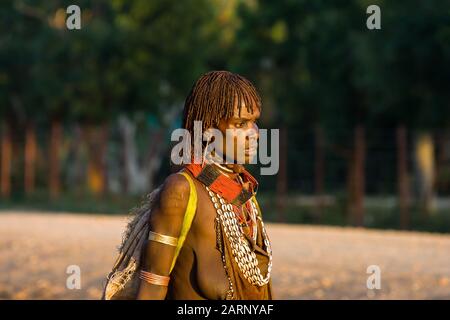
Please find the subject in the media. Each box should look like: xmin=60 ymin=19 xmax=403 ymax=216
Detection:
xmin=137 ymin=173 xmax=190 ymax=299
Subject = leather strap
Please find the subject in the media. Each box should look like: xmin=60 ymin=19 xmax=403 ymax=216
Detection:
xmin=169 ymin=171 xmax=198 ymax=272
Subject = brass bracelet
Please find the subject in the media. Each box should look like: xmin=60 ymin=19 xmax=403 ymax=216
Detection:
xmin=148 ymin=231 xmax=178 ymax=247
xmin=139 ymin=270 xmax=170 ymax=287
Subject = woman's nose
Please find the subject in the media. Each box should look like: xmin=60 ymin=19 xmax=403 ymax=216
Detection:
xmin=250 ymin=122 xmax=259 ymax=139
xmin=245 ymin=123 xmax=259 ymax=144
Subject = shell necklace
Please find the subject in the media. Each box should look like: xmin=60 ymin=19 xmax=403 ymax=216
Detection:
xmin=206 ymin=185 xmax=272 ymax=286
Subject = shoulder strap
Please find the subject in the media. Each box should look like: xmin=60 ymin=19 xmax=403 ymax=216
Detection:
xmin=251 ymin=195 xmax=263 ymax=218
xmin=169 ymin=171 xmax=198 ymax=273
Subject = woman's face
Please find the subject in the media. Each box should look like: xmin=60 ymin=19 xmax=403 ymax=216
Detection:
xmin=215 ymin=101 xmax=260 ymax=165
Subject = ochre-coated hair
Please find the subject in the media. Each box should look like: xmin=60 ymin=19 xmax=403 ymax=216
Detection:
xmin=182 ymin=70 xmax=262 ymax=137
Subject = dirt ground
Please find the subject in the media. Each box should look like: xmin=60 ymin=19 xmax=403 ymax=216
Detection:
xmin=0 ymin=211 xmax=449 ymax=300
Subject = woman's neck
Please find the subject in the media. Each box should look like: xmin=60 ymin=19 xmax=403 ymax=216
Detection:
xmin=206 ymin=152 xmax=244 ymax=179
xmin=213 ymin=163 xmax=251 ymax=190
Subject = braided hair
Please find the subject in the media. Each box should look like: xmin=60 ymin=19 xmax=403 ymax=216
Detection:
xmin=182 ymin=70 xmax=262 ymax=137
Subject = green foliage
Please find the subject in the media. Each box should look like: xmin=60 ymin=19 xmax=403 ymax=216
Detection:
xmin=232 ymin=0 xmax=450 ymax=133
xmin=0 ymin=0 xmax=226 ymax=124
xmin=2 ymin=0 xmax=448 ymax=128
xmin=0 ymin=0 xmax=449 ymax=223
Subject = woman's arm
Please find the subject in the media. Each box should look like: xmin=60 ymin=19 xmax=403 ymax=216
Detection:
xmin=136 ymin=173 xmax=190 ymax=300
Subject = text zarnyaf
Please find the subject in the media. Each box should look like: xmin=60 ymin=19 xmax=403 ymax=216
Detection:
xmin=177 ymin=304 xmax=274 ymax=318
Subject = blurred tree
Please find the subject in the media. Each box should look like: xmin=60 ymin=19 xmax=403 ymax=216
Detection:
xmin=233 ymin=0 xmax=368 ymax=224
xmin=352 ymin=0 xmax=450 ymax=219
xmin=1 ymin=0 xmax=449 ymax=228
xmin=232 ymin=0 xmax=317 ymax=221
xmin=1 ymin=0 xmax=228 ymax=197
xmin=110 ymin=0 xmax=226 ymax=193
xmin=233 ymin=0 xmax=450 ymax=225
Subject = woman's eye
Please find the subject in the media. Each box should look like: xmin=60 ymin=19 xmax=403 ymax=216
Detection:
xmin=235 ymin=122 xmax=245 ymax=128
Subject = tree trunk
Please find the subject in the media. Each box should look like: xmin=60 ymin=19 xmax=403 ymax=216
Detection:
xmin=276 ymin=126 xmax=287 ymax=222
xmin=69 ymin=123 xmax=85 ymax=197
xmin=436 ymin=129 xmax=449 ymax=193
xmin=414 ymin=132 xmax=435 ymax=216
xmin=24 ymin=122 xmax=37 ymax=196
xmin=1 ymin=123 xmax=12 ymax=199
xmin=49 ymin=119 xmax=62 ymax=200
xmin=349 ymin=125 xmax=365 ymax=227
xmin=119 ymin=116 xmax=133 ymax=194
xmin=145 ymin=129 xmax=164 ymax=192
xmin=314 ymin=124 xmax=325 ymax=222
xmin=396 ymin=125 xmax=410 ymax=229
xmin=346 ymin=155 xmax=355 ymax=225
xmin=99 ymin=124 xmax=109 ymax=195
xmin=86 ymin=124 xmax=108 ymax=197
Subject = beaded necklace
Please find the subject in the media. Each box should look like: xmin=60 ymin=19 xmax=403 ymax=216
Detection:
xmin=184 ymin=163 xmax=272 ymax=287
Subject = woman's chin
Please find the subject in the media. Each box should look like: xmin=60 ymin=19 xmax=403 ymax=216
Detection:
xmin=243 ymin=152 xmax=257 ymax=164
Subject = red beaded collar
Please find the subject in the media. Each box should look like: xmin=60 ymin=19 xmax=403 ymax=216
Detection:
xmin=184 ymin=163 xmax=258 ymax=206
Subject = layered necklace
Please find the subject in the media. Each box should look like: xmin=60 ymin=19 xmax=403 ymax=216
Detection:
xmin=185 ymin=162 xmax=272 ymax=286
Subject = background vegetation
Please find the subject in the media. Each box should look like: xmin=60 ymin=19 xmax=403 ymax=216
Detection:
xmin=1 ymin=0 xmax=450 ymax=233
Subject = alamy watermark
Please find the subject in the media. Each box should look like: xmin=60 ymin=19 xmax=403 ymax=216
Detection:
xmin=366 ymin=5 xmax=381 ymax=30
xmin=66 ymin=264 xmax=81 ymax=290
xmin=66 ymin=5 xmax=81 ymax=30
xmin=366 ymin=265 xmax=381 ymax=290
xmin=170 ymin=121 xmax=279 ymax=175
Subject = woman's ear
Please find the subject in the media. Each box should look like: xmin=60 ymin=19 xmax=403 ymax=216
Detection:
xmin=204 ymin=130 xmax=212 ymax=141
xmin=203 ymin=128 xmax=217 ymax=142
